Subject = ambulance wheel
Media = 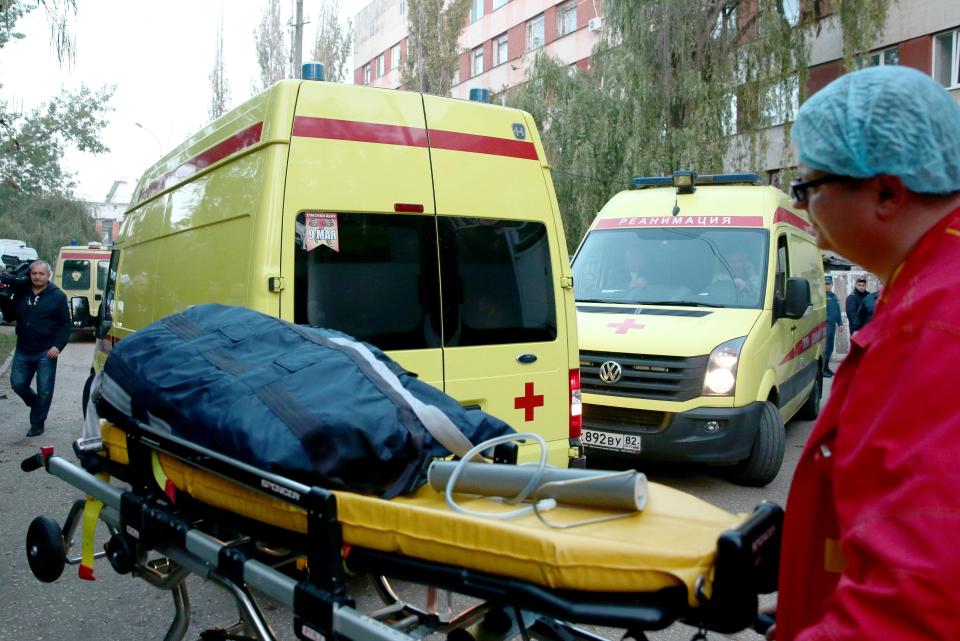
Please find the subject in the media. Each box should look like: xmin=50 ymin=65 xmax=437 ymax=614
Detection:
xmin=26 ymin=516 xmax=66 ymax=583
xmin=81 ymin=372 xmax=94 ymax=419
xmin=798 ymin=370 xmax=822 ymax=421
xmin=726 ymin=402 xmax=785 ymax=487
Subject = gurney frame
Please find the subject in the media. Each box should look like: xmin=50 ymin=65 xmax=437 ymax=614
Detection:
xmin=22 ymin=411 xmax=782 ymax=641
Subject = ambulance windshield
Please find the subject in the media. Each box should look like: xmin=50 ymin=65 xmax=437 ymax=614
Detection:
xmin=572 ymin=227 xmax=769 ymax=308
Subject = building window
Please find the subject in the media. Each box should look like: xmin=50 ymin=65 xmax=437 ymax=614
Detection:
xmin=526 ymin=14 xmax=545 ymax=52
xmin=495 ymin=33 xmax=509 ymax=66
xmin=399 ymin=0 xmax=406 ymax=14
xmin=856 ymin=45 xmax=899 ymax=69
xmin=493 ymin=0 xmax=507 ymax=9
xmin=557 ymin=1 xmax=577 ymax=37
xmin=391 ymin=44 xmax=401 ymax=70
xmin=364 ymin=64 xmax=371 ymax=84
xmin=472 ymin=46 xmax=484 ymax=77
xmin=453 ymin=67 xmax=461 ymax=86
xmin=377 ymin=54 xmax=385 ymax=77
xmin=934 ymin=29 xmax=960 ymax=88
xmin=471 ymin=0 xmax=483 ymax=22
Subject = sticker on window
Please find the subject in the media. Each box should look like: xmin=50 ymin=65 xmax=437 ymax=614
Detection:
xmin=303 ymin=212 xmax=340 ymax=253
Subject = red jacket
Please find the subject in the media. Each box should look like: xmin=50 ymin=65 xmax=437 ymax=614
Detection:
xmin=777 ymin=208 xmax=960 ymax=641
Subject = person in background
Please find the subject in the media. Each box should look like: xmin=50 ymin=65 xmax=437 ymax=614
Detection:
xmin=768 ymin=65 xmax=960 ymax=641
xmin=862 ymin=284 xmax=880 ymax=325
xmin=844 ymin=277 xmax=868 ymax=334
xmin=0 ymin=260 xmax=71 ymax=437
xmin=623 ymin=245 xmax=649 ymax=290
xmin=822 ymin=275 xmax=841 ymax=378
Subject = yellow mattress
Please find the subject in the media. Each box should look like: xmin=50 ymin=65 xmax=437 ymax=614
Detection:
xmin=98 ymin=423 xmax=742 ymax=605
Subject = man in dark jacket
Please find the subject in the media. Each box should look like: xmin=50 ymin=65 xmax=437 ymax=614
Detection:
xmin=823 ymin=275 xmax=842 ymax=377
xmin=0 ymin=260 xmax=71 ymax=437
xmin=844 ymin=277 xmax=869 ymax=334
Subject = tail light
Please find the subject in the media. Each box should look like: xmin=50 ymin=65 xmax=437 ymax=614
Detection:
xmin=569 ymin=368 xmax=582 ymax=438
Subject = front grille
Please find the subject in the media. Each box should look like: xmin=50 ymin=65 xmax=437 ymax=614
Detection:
xmin=583 ymin=404 xmax=667 ymax=434
xmin=580 ymin=351 xmax=708 ymax=402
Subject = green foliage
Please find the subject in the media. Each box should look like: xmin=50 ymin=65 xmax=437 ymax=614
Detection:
xmin=0 ymin=1 xmax=110 ymax=262
xmin=402 ymin=0 xmax=471 ymax=95
xmin=0 ymin=191 xmax=97 ymax=263
xmin=0 ymin=85 xmax=114 ymax=194
xmin=311 ymin=0 xmax=352 ymax=83
xmin=509 ymin=0 xmax=892 ymax=250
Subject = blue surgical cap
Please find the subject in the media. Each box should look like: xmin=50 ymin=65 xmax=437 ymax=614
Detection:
xmin=792 ymin=66 xmax=960 ymax=194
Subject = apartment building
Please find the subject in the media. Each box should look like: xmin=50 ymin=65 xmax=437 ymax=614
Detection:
xmin=353 ymin=0 xmax=602 ymax=101
xmin=740 ymin=0 xmax=960 ymax=176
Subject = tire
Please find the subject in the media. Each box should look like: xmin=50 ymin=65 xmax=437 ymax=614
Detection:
xmin=25 ymin=515 xmax=66 ymax=583
xmin=798 ymin=369 xmax=822 ymax=421
xmin=726 ymin=401 xmax=785 ymax=487
xmin=81 ymin=372 xmax=94 ymax=419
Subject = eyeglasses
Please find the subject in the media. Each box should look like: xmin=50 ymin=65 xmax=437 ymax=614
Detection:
xmin=789 ymin=174 xmax=852 ymax=204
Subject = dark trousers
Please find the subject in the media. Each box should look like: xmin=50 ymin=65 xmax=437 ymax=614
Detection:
xmin=10 ymin=350 xmax=58 ymax=429
xmin=824 ymin=324 xmax=837 ymax=371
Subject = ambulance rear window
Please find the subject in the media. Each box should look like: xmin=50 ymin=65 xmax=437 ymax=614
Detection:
xmin=293 ymin=212 xmax=557 ymax=351
xmin=61 ymin=259 xmax=91 ymax=290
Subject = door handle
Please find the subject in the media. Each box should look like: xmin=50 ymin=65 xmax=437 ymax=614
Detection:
xmin=790 ymin=325 xmax=797 ymax=331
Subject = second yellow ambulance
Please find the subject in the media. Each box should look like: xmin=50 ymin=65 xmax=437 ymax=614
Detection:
xmin=572 ymin=172 xmax=825 ymax=486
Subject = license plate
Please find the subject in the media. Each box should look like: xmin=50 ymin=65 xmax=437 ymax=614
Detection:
xmin=582 ymin=429 xmax=641 ymax=453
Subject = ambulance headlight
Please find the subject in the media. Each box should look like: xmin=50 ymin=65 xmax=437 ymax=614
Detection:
xmin=703 ymin=336 xmax=746 ymax=396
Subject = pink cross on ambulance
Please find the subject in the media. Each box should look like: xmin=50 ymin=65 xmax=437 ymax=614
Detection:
xmin=571 ymin=172 xmax=826 ymax=486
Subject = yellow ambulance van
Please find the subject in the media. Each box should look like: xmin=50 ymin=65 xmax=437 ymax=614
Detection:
xmin=56 ymin=242 xmax=111 ymax=333
xmin=89 ymin=78 xmax=584 ymax=468
xmin=571 ymin=172 xmax=825 ymax=486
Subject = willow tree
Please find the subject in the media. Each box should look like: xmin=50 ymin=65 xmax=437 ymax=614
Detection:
xmin=402 ymin=0 xmax=471 ymax=95
xmin=509 ymin=0 xmax=893 ymax=249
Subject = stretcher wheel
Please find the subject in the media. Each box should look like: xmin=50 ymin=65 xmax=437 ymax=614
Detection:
xmin=25 ymin=516 xmax=66 ymax=583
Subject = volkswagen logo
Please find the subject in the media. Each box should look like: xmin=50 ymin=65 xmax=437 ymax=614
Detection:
xmin=599 ymin=361 xmax=623 ymax=384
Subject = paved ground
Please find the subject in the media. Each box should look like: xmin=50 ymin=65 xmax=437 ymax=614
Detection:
xmin=0 ymin=331 xmax=836 ymax=641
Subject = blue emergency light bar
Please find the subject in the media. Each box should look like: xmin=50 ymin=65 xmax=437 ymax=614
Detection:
xmin=631 ymin=171 xmax=762 ymax=190
xmin=631 ymin=176 xmax=674 ymax=188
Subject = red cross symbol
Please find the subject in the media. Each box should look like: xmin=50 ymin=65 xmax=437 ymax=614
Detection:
xmin=514 ymin=382 xmax=544 ymax=422
xmin=607 ymin=318 xmax=646 ymax=334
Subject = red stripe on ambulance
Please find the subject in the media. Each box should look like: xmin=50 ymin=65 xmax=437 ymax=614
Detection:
xmin=137 ymin=121 xmax=264 ymax=203
xmin=292 ymin=117 xmax=428 ymax=147
xmin=428 ymin=130 xmax=538 ymax=160
xmin=60 ymin=252 xmax=111 ymax=261
xmin=595 ymin=215 xmax=764 ymax=229
xmin=780 ymin=321 xmax=827 ymax=364
xmin=774 ymin=207 xmax=816 ymax=235
xmin=292 ymin=116 xmax=538 ymax=161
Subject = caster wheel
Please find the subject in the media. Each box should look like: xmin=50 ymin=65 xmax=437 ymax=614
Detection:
xmin=26 ymin=515 xmax=66 ymax=583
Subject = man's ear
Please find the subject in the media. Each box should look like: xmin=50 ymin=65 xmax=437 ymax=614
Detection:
xmin=874 ymin=174 xmax=908 ymax=220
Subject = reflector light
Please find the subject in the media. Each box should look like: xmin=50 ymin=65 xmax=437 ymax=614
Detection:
xmin=569 ymin=368 xmax=582 ymax=438
xmin=394 ymin=203 xmax=425 ymax=213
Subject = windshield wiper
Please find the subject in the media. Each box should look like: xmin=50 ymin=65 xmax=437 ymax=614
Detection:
xmin=576 ymin=298 xmax=620 ymax=304
xmin=638 ymin=300 xmax=725 ymax=308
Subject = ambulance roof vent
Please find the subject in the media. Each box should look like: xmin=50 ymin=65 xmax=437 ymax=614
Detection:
xmin=302 ymin=61 xmax=325 ymax=81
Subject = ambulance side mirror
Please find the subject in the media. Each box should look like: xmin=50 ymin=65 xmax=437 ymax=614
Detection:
xmin=70 ymin=296 xmax=90 ymax=328
xmin=782 ymin=277 xmax=811 ymax=320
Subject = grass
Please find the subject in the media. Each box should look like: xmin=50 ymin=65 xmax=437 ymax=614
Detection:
xmin=0 ymin=333 xmax=15 ymax=368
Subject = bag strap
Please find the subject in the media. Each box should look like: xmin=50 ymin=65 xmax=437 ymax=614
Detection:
xmin=288 ymin=326 xmax=475 ymax=458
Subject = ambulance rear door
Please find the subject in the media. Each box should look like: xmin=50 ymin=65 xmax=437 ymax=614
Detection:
xmin=423 ymin=96 xmax=572 ymax=454
xmin=283 ymin=82 xmax=443 ymax=388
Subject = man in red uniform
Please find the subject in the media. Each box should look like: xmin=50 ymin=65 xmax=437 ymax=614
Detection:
xmin=772 ymin=66 xmax=960 ymax=640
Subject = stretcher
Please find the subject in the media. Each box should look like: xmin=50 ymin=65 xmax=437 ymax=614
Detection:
xmin=22 ymin=404 xmax=782 ymax=641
